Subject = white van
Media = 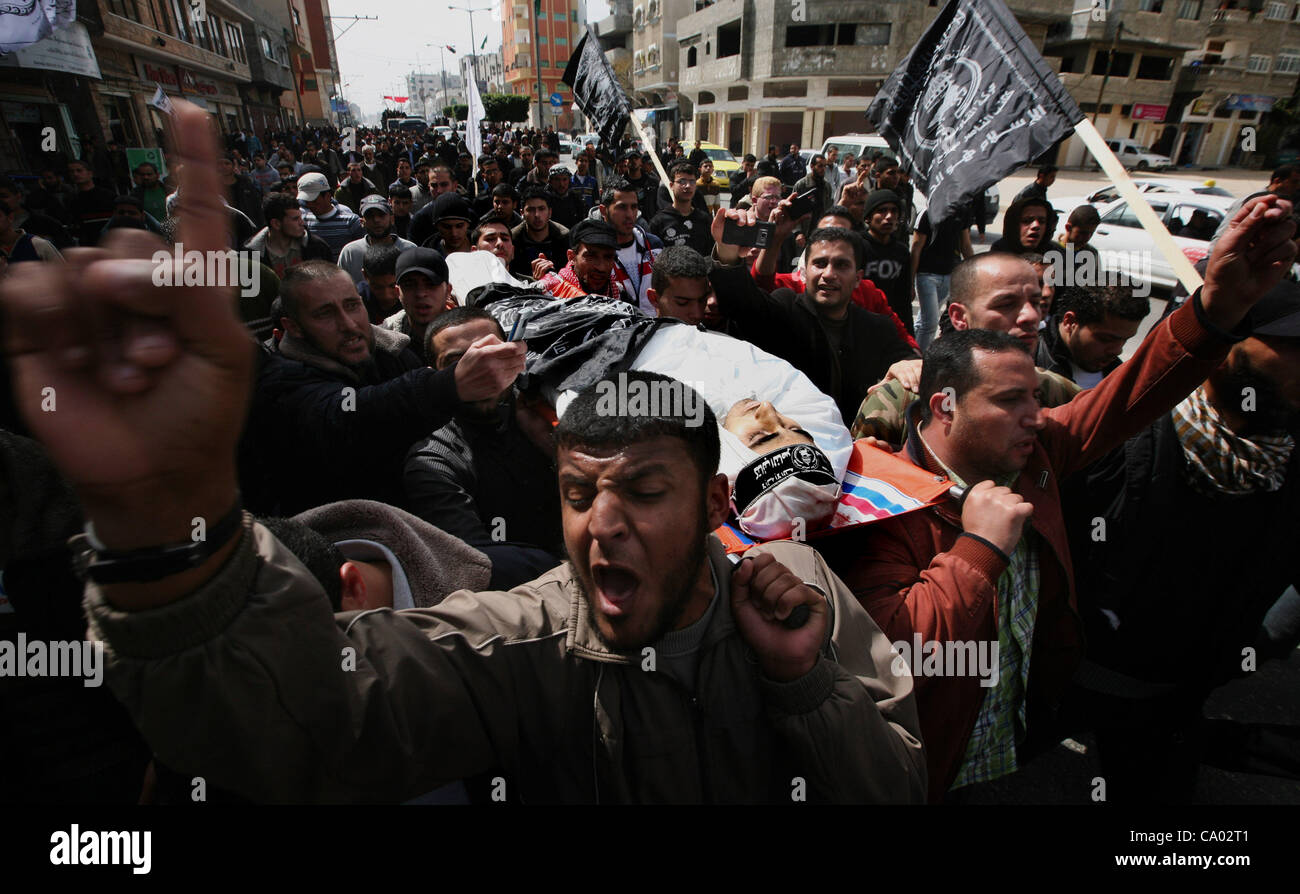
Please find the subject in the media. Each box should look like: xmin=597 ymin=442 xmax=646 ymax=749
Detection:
xmin=819 ymin=133 xmax=891 ymax=163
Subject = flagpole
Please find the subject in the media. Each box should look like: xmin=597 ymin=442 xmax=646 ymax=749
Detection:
xmin=1071 ymin=118 xmax=1204 ymax=295
xmin=628 ymin=115 xmax=671 ymax=186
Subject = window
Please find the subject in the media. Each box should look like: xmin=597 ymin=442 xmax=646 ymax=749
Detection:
xmin=261 ymin=33 xmax=273 ymax=58
xmin=1267 ymin=2 xmax=1290 ymax=20
xmin=518 ymin=30 xmax=529 ymax=42
xmin=786 ymin=24 xmax=857 ymax=47
xmin=1102 ymin=200 xmax=1169 ymax=228
xmin=555 ymin=11 xmax=566 ymax=20
xmin=647 ymin=44 xmax=659 ymax=68
xmin=1248 ymin=54 xmax=1272 ymax=72
xmin=1277 ymin=52 xmax=1300 ymax=73
xmin=556 ymin=36 xmax=567 ymax=45
xmin=537 ymin=10 xmax=546 ymax=18
xmin=1136 ymin=55 xmax=1173 ymax=79
xmin=292 ymin=8 xmax=301 ymax=26
xmin=107 ymin=0 xmax=139 ymax=22
xmin=633 ymin=6 xmax=644 ymax=29
xmin=1092 ymin=51 xmax=1133 ymax=76
xmin=687 ymin=46 xmax=697 ymax=67
xmin=227 ymin=24 xmax=246 ymax=64
xmin=209 ymin=14 xmax=228 ymax=56
xmin=1169 ymin=204 xmax=1222 ymax=233
xmin=717 ymin=20 xmax=741 ymax=57
xmin=1137 ymin=0 xmax=1163 ymax=10
xmin=634 ymin=51 xmax=645 ymax=72
xmin=1177 ymin=0 xmax=1201 ymax=17
xmin=538 ymin=36 xmax=547 ymax=44
xmin=170 ymin=0 xmax=190 ymax=41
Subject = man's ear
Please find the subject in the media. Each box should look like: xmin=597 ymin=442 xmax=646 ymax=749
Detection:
xmin=646 ymin=287 xmax=661 ymax=312
xmin=705 ymin=472 xmax=731 ymax=532
xmin=1061 ymin=310 xmax=1078 ymax=331
xmin=282 ymin=315 xmax=303 ymax=338
xmin=949 ymin=302 xmax=969 ymax=331
xmin=339 ymin=561 xmax=368 ymax=612
xmin=928 ymin=388 xmax=957 ymax=426
xmin=567 ymin=248 xmax=576 ymax=265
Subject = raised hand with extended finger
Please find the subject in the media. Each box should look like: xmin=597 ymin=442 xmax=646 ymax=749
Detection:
xmin=2 ymin=101 xmax=252 ymax=557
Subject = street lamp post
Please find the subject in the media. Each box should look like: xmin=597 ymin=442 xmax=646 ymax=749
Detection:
xmin=533 ymin=0 xmax=545 ymax=129
xmin=448 ymin=4 xmax=493 ymax=88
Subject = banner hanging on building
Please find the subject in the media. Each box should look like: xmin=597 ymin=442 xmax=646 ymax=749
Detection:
xmin=866 ymin=0 xmax=1084 ymax=226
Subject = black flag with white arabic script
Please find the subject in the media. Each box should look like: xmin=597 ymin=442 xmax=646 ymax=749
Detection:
xmin=562 ymin=25 xmax=632 ymax=152
xmin=866 ymin=0 xmax=1085 ymax=227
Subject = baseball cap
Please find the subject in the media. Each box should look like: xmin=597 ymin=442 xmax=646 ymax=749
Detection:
xmin=570 ymin=219 xmax=619 ymax=250
xmin=297 ymin=172 xmax=331 ymax=202
xmin=395 ymin=247 xmax=449 ymax=286
xmin=359 ymin=194 xmax=391 ymax=215
xmin=1248 ymin=279 xmax=1300 ymax=338
xmin=549 ymin=164 xmax=571 ymax=178
xmin=619 ymin=149 xmax=642 ymax=162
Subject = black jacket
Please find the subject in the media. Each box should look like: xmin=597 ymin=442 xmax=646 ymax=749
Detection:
xmin=240 ymin=328 xmax=460 ymax=516
xmin=1063 ymin=411 xmax=1300 ymax=696
xmin=404 ymin=398 xmax=563 ymax=588
xmin=1037 ymin=313 xmax=1122 ymax=383
xmin=510 ymin=220 xmax=570 ymax=279
xmin=709 ymin=264 xmax=916 ymax=426
xmin=225 ymin=173 xmax=265 ymax=227
xmin=648 ymin=205 xmax=715 ymax=255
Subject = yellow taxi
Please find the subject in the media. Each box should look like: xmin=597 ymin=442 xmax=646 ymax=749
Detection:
xmin=697 ymin=142 xmax=742 ymax=189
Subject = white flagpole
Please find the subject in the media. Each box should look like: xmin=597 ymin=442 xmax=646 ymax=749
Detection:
xmin=1071 ymin=118 xmax=1203 ymax=295
xmin=628 ymin=114 xmax=671 ymax=185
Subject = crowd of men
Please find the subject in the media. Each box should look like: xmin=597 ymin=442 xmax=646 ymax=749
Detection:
xmin=1 ymin=102 xmax=1298 ymax=806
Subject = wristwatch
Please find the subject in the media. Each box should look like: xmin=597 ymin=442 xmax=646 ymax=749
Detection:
xmin=71 ymin=501 xmax=245 ymax=584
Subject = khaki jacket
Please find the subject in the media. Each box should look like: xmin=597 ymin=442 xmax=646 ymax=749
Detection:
xmin=87 ymin=527 xmax=926 ymax=804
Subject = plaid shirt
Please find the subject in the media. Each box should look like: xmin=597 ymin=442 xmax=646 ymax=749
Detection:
xmin=913 ymin=448 xmax=1042 ymax=790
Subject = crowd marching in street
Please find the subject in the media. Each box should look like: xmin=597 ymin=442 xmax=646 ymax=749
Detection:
xmin=2 ymin=78 xmax=1300 ymax=806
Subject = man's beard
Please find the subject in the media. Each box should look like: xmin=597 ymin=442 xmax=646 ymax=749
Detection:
xmin=1217 ymin=352 xmax=1300 ymax=435
xmin=567 ymin=504 xmax=711 ymax=651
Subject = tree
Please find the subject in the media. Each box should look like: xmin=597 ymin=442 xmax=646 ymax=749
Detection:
xmin=482 ymin=93 xmax=531 ymax=123
xmin=443 ymin=104 xmax=469 ymax=121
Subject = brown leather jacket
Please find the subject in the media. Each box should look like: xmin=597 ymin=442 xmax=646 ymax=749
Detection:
xmin=840 ymin=294 xmax=1239 ymax=796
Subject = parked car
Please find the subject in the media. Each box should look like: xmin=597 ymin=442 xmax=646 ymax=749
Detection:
xmin=1052 ymin=178 xmax=1233 ymax=219
xmin=1105 ymin=138 xmax=1173 ymax=172
xmin=574 ymin=132 xmax=601 ymax=148
xmin=1086 ymin=194 xmax=1234 ymax=294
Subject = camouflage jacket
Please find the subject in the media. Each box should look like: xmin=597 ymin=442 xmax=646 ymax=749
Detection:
xmin=850 ymin=368 xmax=1081 ymax=446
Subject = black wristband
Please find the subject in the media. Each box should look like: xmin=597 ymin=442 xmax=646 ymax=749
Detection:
xmin=1191 ymin=287 xmax=1250 ymax=343
xmin=74 ymin=500 xmax=245 ymax=584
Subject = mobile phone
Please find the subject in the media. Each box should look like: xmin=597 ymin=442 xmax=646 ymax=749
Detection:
xmin=787 ymin=187 xmax=819 ymax=220
xmin=722 ymin=217 xmax=776 ymax=248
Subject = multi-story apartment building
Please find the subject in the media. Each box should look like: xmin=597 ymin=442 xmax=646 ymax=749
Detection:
xmin=500 ymin=0 xmax=579 ymax=128
xmin=77 ymin=0 xmax=254 ymax=148
xmin=407 ymin=72 xmax=465 ymax=119
xmin=631 ymin=0 xmax=690 ymax=144
xmin=461 ymin=52 xmax=506 ymax=95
